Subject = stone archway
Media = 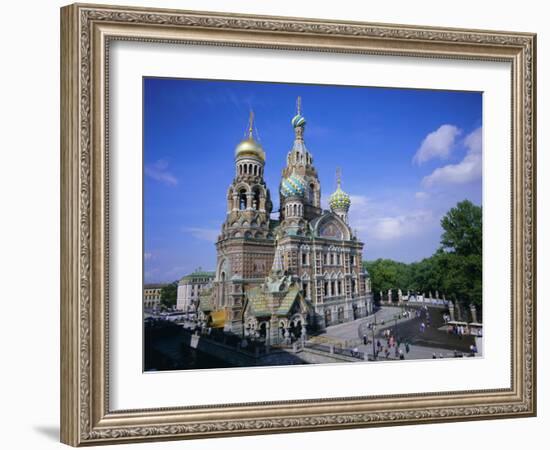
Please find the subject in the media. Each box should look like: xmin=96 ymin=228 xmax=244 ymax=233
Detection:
xmin=258 ymin=322 xmax=267 ymax=339
xmin=325 ymin=309 xmax=332 ymax=326
xmin=338 ymin=307 xmax=344 ymax=323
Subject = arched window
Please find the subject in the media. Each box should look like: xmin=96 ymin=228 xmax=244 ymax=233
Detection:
xmin=221 ymin=272 xmax=226 ymax=306
xmin=293 ymin=204 xmax=297 ymax=216
xmin=253 ymin=165 xmax=257 ymax=176
xmin=239 ymin=189 xmax=247 ymax=210
xmin=252 ymin=188 xmax=260 ymax=210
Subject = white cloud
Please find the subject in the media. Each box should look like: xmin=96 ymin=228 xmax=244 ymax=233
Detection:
xmin=415 ymin=191 xmax=429 ymax=200
xmin=182 ymin=227 xmax=219 ymax=243
xmin=348 ymin=195 xmax=436 ymax=241
xmin=145 ymin=159 xmax=178 ymax=186
xmin=369 ymin=211 xmax=435 ymax=241
xmin=413 ymin=124 xmax=461 ymax=165
xmin=422 ymin=127 xmax=482 ymax=188
xmin=464 ymin=126 xmax=482 ymax=154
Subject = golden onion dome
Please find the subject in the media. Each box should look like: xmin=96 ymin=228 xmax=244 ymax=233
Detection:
xmin=235 ymin=137 xmax=265 ymax=162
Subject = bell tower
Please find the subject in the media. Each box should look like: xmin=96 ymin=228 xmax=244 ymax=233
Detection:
xmin=214 ymin=111 xmax=276 ymax=335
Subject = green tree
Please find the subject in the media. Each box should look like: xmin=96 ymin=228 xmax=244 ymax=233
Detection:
xmin=440 ymin=200 xmax=482 ymax=256
xmin=160 ymin=281 xmax=178 ymax=309
xmin=363 ymin=259 xmax=412 ymax=302
xmin=439 ymin=200 xmax=482 ymax=310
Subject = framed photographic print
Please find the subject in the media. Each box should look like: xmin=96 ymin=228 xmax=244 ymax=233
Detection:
xmin=60 ymin=3 xmax=537 ymax=446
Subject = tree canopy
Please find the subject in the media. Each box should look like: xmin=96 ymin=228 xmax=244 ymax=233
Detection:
xmin=441 ymin=199 xmax=482 ymax=256
xmin=160 ymin=281 xmax=178 ymax=309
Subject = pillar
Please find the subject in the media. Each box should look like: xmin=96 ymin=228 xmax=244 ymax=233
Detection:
xmin=470 ymin=304 xmax=478 ymax=323
xmin=448 ymin=301 xmax=455 ymax=322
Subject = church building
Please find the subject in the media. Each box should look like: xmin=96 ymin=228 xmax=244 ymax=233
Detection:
xmin=198 ymin=98 xmax=373 ymax=343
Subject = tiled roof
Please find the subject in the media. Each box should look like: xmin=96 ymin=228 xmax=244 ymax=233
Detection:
xmin=246 ymin=287 xmax=270 ymax=317
xmin=198 ymin=294 xmax=214 ymax=312
xmin=275 ymin=286 xmax=301 ymax=316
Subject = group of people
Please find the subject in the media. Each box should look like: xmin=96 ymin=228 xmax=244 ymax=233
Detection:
xmin=370 ymin=329 xmax=410 ymax=360
xmin=448 ymin=323 xmax=468 ymax=338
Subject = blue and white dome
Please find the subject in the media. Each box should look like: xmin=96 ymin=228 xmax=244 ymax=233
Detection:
xmin=291 ymin=114 xmax=306 ymax=128
xmin=280 ymin=173 xmax=307 ymax=198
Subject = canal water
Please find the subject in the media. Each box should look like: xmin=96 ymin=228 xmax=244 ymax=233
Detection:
xmin=144 ymin=329 xmax=236 ymax=371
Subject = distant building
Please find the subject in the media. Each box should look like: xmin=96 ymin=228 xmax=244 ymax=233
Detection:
xmin=177 ymin=269 xmax=215 ymax=312
xmin=143 ymin=284 xmax=165 ymax=309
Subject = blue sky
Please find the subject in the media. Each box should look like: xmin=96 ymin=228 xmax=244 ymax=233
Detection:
xmin=143 ymin=78 xmax=482 ymax=283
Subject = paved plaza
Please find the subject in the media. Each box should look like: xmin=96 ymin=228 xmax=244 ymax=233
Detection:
xmin=316 ymin=305 xmax=480 ymax=361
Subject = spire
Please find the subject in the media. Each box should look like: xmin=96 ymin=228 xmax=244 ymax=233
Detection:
xmin=336 ymin=167 xmax=342 ymax=189
xmin=296 ymin=96 xmax=302 ymax=115
xmin=271 ymin=238 xmax=284 ymax=275
xmin=247 ymin=110 xmax=254 ymax=139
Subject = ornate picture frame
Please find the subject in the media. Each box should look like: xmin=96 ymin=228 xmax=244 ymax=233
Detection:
xmin=60 ymin=3 xmax=536 ymax=446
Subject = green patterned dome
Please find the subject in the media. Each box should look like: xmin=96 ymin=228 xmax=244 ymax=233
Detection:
xmin=329 ymin=184 xmax=351 ymax=211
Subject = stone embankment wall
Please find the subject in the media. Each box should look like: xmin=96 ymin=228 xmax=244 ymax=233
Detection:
xmin=181 ymin=330 xmax=361 ymax=366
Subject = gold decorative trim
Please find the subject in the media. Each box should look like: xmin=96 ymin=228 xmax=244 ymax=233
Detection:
xmin=61 ymin=3 xmax=536 ymax=446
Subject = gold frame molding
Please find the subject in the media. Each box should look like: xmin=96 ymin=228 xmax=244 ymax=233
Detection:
xmin=60 ymin=3 xmax=536 ymax=446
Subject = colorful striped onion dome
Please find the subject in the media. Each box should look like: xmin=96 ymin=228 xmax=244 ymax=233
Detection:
xmin=329 ymin=184 xmax=351 ymax=211
xmin=291 ymin=114 xmax=306 ymax=128
xmin=280 ymin=173 xmax=307 ymax=198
